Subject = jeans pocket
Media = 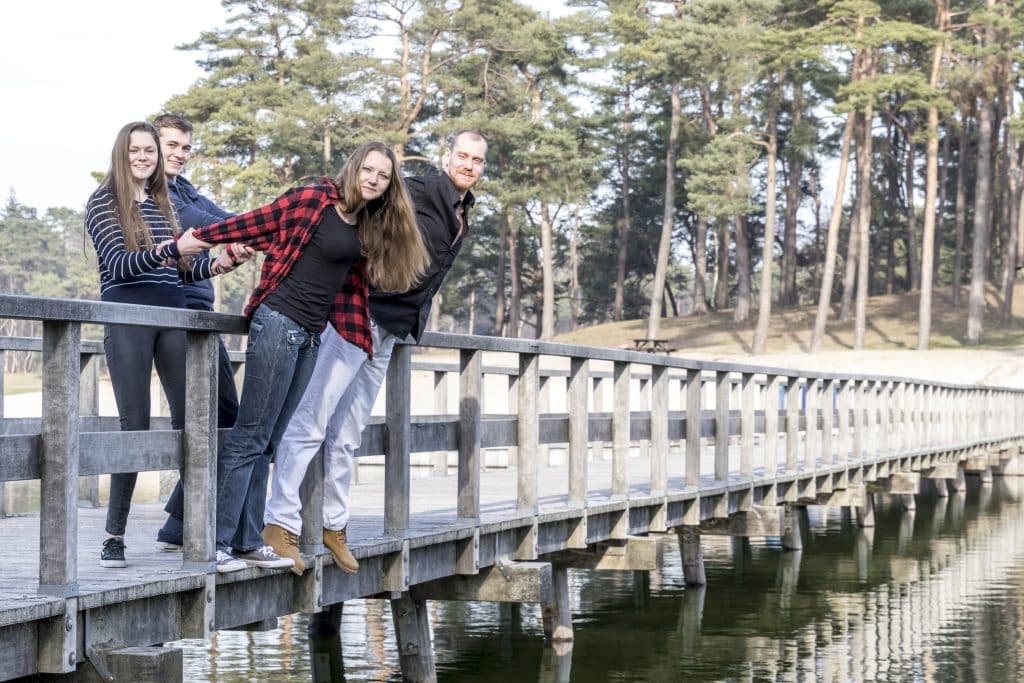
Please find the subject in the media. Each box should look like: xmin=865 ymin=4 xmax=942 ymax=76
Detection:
xmin=286 ymin=329 xmax=307 ymax=346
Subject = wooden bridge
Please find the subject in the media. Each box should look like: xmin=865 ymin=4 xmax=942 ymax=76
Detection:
xmin=1 ymin=293 xmax=1022 ymax=682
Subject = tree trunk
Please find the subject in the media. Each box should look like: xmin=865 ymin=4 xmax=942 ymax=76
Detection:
xmin=839 ymin=210 xmax=859 ymax=322
xmin=918 ymin=1 xmax=946 ymax=349
xmin=509 ymin=218 xmax=522 ymax=338
xmin=811 ymin=112 xmax=857 ymax=351
xmin=854 ymin=102 xmax=875 ymax=350
xmin=715 ymin=220 xmax=731 ymax=310
xmin=999 ymin=93 xmax=1019 ymax=324
xmin=614 ymin=87 xmax=633 ymax=322
xmin=569 ymin=204 xmax=582 ymax=331
xmin=952 ymin=114 xmax=969 ymax=306
xmin=693 ymin=217 xmax=709 ymax=314
xmin=753 ymin=104 xmax=779 ymax=353
xmin=733 ymin=214 xmax=750 ymax=322
xmin=968 ymin=94 xmax=994 ymax=344
xmin=779 ymin=86 xmax=804 ymax=306
xmin=539 ymin=199 xmax=555 ymax=339
xmin=493 ymin=208 xmax=509 ymax=335
xmin=905 ymin=123 xmax=920 ymax=290
xmin=936 ymin=123 xmax=950 ymax=281
xmin=647 ymin=81 xmax=681 ymax=339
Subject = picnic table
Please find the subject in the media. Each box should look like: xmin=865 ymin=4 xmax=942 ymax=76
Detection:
xmin=631 ymin=338 xmax=675 ymax=353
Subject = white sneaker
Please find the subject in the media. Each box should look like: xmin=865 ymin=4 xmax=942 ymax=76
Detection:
xmin=234 ymin=545 xmax=295 ymax=569
xmin=215 ymin=550 xmax=247 ymax=573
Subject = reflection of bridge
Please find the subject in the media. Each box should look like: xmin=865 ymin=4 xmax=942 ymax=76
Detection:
xmin=1 ymin=294 xmax=1023 ymax=682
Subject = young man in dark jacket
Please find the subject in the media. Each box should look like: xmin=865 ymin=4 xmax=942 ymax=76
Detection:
xmin=262 ymin=130 xmax=487 ymax=574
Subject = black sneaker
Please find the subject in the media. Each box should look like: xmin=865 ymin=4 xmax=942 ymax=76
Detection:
xmin=100 ymin=537 xmax=126 ymax=568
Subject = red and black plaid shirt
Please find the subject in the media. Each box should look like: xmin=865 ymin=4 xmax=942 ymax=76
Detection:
xmin=189 ymin=179 xmax=373 ymax=357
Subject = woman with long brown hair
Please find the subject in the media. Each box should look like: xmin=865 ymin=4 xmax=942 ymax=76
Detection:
xmin=86 ymin=121 xmax=243 ymax=569
xmin=173 ymin=140 xmax=427 ymax=572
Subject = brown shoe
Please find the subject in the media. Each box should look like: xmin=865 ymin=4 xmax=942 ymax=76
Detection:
xmin=323 ymin=527 xmax=359 ymax=573
xmin=261 ymin=523 xmax=305 ymax=575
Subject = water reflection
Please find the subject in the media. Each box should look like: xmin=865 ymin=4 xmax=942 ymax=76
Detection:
xmin=174 ymin=477 xmax=1024 ymax=682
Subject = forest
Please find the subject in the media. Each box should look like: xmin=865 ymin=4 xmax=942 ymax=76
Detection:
xmin=3 ymin=0 xmax=1023 ymax=364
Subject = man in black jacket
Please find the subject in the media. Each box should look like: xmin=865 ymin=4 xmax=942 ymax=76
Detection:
xmin=262 ymin=131 xmax=487 ymax=574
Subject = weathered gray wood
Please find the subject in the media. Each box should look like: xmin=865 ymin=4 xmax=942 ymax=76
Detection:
xmin=78 ymin=353 xmax=100 ymax=508
xmin=517 ymin=353 xmax=540 ymax=514
xmin=458 ymin=349 xmax=482 ymax=522
xmin=685 ymin=370 xmax=701 ymax=486
xmin=385 ymin=343 xmax=413 ymax=534
xmin=838 ymin=379 xmax=852 ymax=464
xmin=805 ymin=378 xmax=819 ymax=472
xmin=431 ymin=370 xmax=449 ymax=475
xmin=0 ymin=294 xmax=247 ymax=333
xmin=822 ymin=379 xmax=836 ymax=465
xmin=37 ymin=598 xmax=77 ymax=674
xmin=38 ymin=320 xmax=80 ymax=597
xmin=650 ymin=365 xmax=669 ymax=495
xmin=542 ymin=566 xmax=573 ymax=642
xmin=740 ymin=373 xmax=755 ymax=478
xmin=785 ymin=377 xmax=799 ymax=473
xmin=676 ymin=527 xmax=705 ymax=586
xmin=412 ymin=561 xmax=552 ymax=603
xmin=91 ymin=646 xmax=183 ymax=683
xmin=698 ymin=506 xmax=783 ymax=537
xmin=182 ymin=331 xmax=218 ymax=572
xmin=390 ymin=592 xmax=436 ymax=683
xmin=567 ymin=357 xmax=589 ymax=505
xmin=764 ymin=375 xmax=779 ymax=476
xmin=781 ymin=504 xmax=802 ymax=551
xmin=299 ymin=448 xmax=324 ymax=557
xmin=853 ymin=380 xmax=866 ymax=462
xmin=612 ymin=361 xmax=630 ymax=498
xmin=548 ymin=537 xmax=662 ymax=571
xmin=714 ymin=371 xmax=730 ymax=482
xmin=309 ymin=602 xmax=345 ymax=683
xmin=856 ymin=492 xmax=876 ymax=527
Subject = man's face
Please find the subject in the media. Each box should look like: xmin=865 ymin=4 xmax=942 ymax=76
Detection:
xmin=158 ymin=127 xmax=192 ymax=178
xmin=442 ymin=135 xmax=487 ymax=194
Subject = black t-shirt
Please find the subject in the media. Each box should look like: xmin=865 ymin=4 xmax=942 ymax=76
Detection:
xmin=263 ymin=208 xmax=361 ymax=333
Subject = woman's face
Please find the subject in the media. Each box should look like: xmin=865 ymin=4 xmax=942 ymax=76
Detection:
xmin=358 ymin=150 xmax=393 ymax=201
xmin=128 ymin=130 xmax=159 ymax=186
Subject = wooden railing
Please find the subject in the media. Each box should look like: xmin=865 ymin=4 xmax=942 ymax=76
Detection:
xmin=2 ymin=293 xmax=1023 ymax=597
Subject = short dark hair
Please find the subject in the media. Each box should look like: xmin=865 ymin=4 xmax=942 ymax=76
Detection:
xmin=153 ymin=113 xmax=194 ymax=135
xmin=448 ymin=130 xmax=486 ymax=149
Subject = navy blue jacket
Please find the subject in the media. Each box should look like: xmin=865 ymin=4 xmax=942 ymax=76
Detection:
xmin=167 ymin=175 xmax=234 ymax=310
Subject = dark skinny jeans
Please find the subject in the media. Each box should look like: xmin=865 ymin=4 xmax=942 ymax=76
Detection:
xmin=104 ymin=323 xmax=187 ymax=536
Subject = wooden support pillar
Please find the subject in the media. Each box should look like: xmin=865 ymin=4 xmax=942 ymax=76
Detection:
xmin=781 ymin=504 xmax=802 ymax=551
xmin=391 ymin=592 xmax=436 ymax=683
xmin=612 ymin=361 xmax=630 ymax=499
xmin=518 ymin=353 xmax=540 ymax=515
xmin=541 ymin=566 xmax=573 ymax=642
xmin=684 ymin=369 xmax=702 ymax=486
xmin=568 ymin=358 xmax=589 ymax=506
xmin=385 ymin=343 xmax=412 ymax=535
xmin=948 ymin=466 xmax=967 ymax=493
xmin=458 ymin=350 xmax=482 ymax=523
xmin=431 ymin=370 xmax=448 ymax=475
xmin=900 ymin=494 xmax=916 ymax=512
xmin=182 ymin=331 xmax=218 ymax=573
xmin=714 ymin=370 xmax=730 ymax=482
xmin=856 ymin=492 xmax=875 ymax=528
xmin=979 ymin=466 xmax=993 ymax=485
xmin=676 ymin=527 xmax=705 ymax=586
xmin=309 ymin=602 xmax=345 ymax=683
xmin=78 ymin=351 xmax=100 ymax=508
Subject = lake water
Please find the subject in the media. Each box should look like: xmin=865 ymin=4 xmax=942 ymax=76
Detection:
xmin=174 ymin=477 xmax=1024 ymax=682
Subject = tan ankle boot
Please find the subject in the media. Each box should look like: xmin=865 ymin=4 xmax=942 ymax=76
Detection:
xmin=262 ymin=523 xmax=304 ymax=575
xmin=323 ymin=527 xmax=359 ymax=573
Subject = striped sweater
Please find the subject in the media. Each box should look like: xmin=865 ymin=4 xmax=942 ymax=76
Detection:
xmin=85 ymin=186 xmax=214 ymax=307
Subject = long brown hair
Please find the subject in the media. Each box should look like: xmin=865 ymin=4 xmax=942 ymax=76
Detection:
xmin=96 ymin=121 xmax=188 ymax=267
xmin=335 ymin=142 xmax=427 ymax=292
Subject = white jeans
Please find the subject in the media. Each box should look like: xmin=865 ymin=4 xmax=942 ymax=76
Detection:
xmin=264 ymin=322 xmax=396 ymax=535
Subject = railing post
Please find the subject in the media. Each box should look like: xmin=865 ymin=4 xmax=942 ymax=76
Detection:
xmin=785 ymin=376 xmax=799 ymax=473
xmin=612 ymin=360 xmax=630 ymax=498
xmin=805 ymin=377 xmax=819 ymax=472
xmin=740 ymin=372 xmax=755 ymax=479
xmin=78 ymin=351 xmax=100 ymax=508
xmin=182 ymin=330 xmax=218 ymax=572
xmin=539 ymin=374 xmax=552 ymax=466
xmin=518 ymin=352 xmax=539 ymax=514
xmin=568 ymin=357 xmax=590 ymax=505
xmin=685 ymin=369 xmax=702 ymax=486
xmin=852 ymin=380 xmax=865 ymax=463
xmin=385 ymin=343 xmax=412 ymax=535
xmin=458 ymin=349 xmax=482 ymax=523
xmin=822 ymin=378 xmax=836 ymax=465
xmin=432 ymin=370 xmax=449 ymax=475
xmin=651 ymin=364 xmax=669 ymax=495
xmin=506 ymin=373 xmax=519 ymax=468
xmin=764 ymin=375 xmax=780 ymax=477
xmin=38 ymin=320 xmax=81 ymax=596
xmin=838 ymin=379 xmax=852 ymax=464
xmin=714 ymin=370 xmax=730 ymax=482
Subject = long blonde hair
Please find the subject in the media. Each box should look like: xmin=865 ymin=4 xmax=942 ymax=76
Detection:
xmin=96 ymin=121 xmax=189 ymax=267
xmin=335 ymin=142 xmax=427 ymax=292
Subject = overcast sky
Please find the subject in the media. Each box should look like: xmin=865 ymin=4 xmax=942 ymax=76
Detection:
xmin=0 ymin=1 xmax=230 ymax=214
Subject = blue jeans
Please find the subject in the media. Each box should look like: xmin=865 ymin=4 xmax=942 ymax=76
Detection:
xmin=215 ymin=304 xmax=320 ymax=553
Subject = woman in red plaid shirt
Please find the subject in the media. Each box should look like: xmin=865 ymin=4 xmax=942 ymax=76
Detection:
xmin=172 ymin=141 xmax=428 ymax=573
